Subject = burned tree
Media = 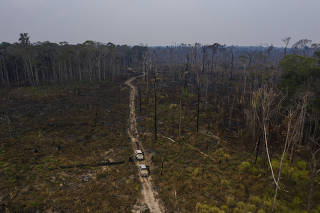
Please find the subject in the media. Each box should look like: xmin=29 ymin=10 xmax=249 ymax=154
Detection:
xmin=282 ymin=37 xmax=291 ymax=56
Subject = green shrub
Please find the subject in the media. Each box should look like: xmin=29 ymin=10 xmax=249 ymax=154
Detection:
xmin=249 ymin=196 xmax=262 ymax=206
xmin=271 ymin=159 xmax=280 ymax=171
xmin=195 ymin=202 xmax=224 ymax=213
xmin=135 ymin=184 xmax=140 ymax=192
xmin=223 ymin=154 xmax=230 ymax=161
xmin=169 ymin=104 xmax=178 ymax=109
xmin=313 ymin=205 xmax=320 ymax=213
xmin=233 ymin=207 xmax=240 ymax=213
xmin=263 ymin=196 xmax=272 ymax=211
xmin=236 ymin=201 xmax=245 ymax=209
xmin=215 ymin=148 xmax=225 ymax=158
xmin=226 ymin=196 xmax=236 ymax=208
xmin=249 ymin=166 xmax=259 ymax=175
xmin=296 ymin=161 xmax=307 ymax=170
xmin=291 ymin=196 xmax=302 ymax=208
xmin=239 ymin=161 xmax=251 ymax=173
xmin=279 ymin=205 xmax=290 ymax=213
xmin=220 ymin=179 xmax=230 ymax=187
xmin=192 ymin=168 xmax=200 ymax=177
xmin=220 ymin=205 xmax=229 ymax=212
xmin=292 ymin=169 xmax=309 ymax=183
xmin=246 ymin=204 xmax=256 ymax=212
xmin=256 ymin=156 xmax=262 ymax=164
xmin=232 ymin=202 xmax=256 ymax=213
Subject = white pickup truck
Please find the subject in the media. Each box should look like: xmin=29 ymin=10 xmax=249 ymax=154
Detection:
xmin=135 ymin=150 xmax=144 ymax=161
xmin=138 ymin=164 xmax=149 ymax=177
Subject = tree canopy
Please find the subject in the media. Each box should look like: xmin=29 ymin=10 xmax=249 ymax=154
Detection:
xmin=280 ymin=54 xmax=320 ymax=111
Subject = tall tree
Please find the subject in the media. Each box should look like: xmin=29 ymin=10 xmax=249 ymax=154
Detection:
xmin=292 ymin=39 xmax=312 ymax=56
xmin=282 ymin=37 xmax=291 ymax=56
xmin=18 ymin=33 xmax=30 ymax=46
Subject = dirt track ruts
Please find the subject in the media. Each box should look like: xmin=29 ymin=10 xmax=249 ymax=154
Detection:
xmin=125 ymin=75 xmax=164 ymax=213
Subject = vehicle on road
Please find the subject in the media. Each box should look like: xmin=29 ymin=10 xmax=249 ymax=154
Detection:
xmin=135 ymin=149 xmax=144 ymax=161
xmin=138 ymin=164 xmax=149 ymax=177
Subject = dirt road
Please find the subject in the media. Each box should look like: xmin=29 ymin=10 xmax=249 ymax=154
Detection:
xmin=125 ymin=75 xmax=164 ymax=213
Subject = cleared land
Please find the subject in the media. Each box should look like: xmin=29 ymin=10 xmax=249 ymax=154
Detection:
xmin=0 ymin=78 xmax=139 ymax=212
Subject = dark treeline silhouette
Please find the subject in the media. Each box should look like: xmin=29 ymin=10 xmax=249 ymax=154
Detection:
xmin=151 ymin=42 xmax=317 ymax=68
xmin=0 ymin=33 xmax=147 ymax=86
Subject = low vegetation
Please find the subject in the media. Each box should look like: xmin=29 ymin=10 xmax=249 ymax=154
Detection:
xmin=0 ymin=77 xmax=139 ymax=212
xmin=134 ymin=46 xmax=320 ymax=212
xmin=136 ymin=81 xmax=320 ymax=212
xmin=1 ymin=34 xmax=320 ymax=212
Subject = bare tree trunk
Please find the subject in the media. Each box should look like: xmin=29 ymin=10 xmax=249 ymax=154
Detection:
xmin=263 ymin=123 xmax=280 ymax=191
xmin=290 ymin=96 xmax=308 ymax=162
xmin=0 ymin=57 xmax=9 ymax=85
xmin=307 ymin=168 xmax=315 ymax=213
xmin=196 ymin=83 xmax=200 ymax=133
xmin=230 ymin=50 xmax=234 ymax=80
xmin=254 ymin=135 xmax=261 ymax=164
xmin=228 ymin=96 xmax=235 ymax=128
xmin=205 ymin=77 xmax=209 ymax=106
xmin=178 ymin=96 xmax=182 ymax=137
xmin=138 ymin=86 xmax=142 ymax=113
xmin=210 ymin=54 xmax=214 ymax=79
xmin=154 ymin=76 xmax=157 ymax=142
xmin=272 ymin=114 xmax=292 ymax=212
xmin=160 ymin=159 xmax=164 ymax=176
xmin=308 ymin=148 xmax=320 ymax=213
xmin=15 ymin=63 xmax=20 ymax=86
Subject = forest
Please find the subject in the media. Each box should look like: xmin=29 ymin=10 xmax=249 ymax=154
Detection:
xmin=0 ymin=34 xmax=320 ymax=213
xmin=0 ymin=33 xmax=147 ymax=86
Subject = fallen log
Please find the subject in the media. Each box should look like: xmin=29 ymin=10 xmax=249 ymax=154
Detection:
xmin=50 ymin=160 xmax=125 ymax=170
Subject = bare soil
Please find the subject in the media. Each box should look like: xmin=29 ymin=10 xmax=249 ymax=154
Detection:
xmin=125 ymin=76 xmax=164 ymax=213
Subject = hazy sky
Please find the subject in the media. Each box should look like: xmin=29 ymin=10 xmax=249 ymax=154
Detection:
xmin=1 ymin=0 xmax=319 ymax=46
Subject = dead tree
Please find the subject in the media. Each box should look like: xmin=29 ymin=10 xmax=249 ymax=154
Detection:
xmin=288 ymin=95 xmax=308 ymax=163
xmin=178 ymin=96 xmax=182 ymax=137
xmin=138 ymin=86 xmax=142 ymax=113
xmin=307 ymin=144 xmax=320 ymax=213
xmin=261 ymin=88 xmax=282 ymax=191
xmin=201 ymin=46 xmax=207 ymax=73
xmin=282 ymin=37 xmax=291 ymax=56
xmin=250 ymin=87 xmax=284 ymax=196
xmin=230 ymin=49 xmax=234 ymax=80
xmin=292 ymin=39 xmax=312 ymax=56
xmin=196 ymin=77 xmax=200 ymax=133
xmin=307 ymin=112 xmax=320 ymax=213
xmin=160 ymin=158 xmax=164 ymax=176
xmin=153 ymin=67 xmax=158 ymax=142
xmin=272 ymin=110 xmax=295 ymax=211
xmin=192 ymin=44 xmax=202 ymax=133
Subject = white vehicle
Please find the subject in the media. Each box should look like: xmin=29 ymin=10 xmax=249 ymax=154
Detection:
xmin=138 ymin=164 xmax=149 ymax=177
xmin=135 ymin=150 xmax=144 ymax=161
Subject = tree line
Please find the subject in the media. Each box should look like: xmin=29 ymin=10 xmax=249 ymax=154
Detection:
xmin=0 ymin=33 xmax=147 ymax=86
